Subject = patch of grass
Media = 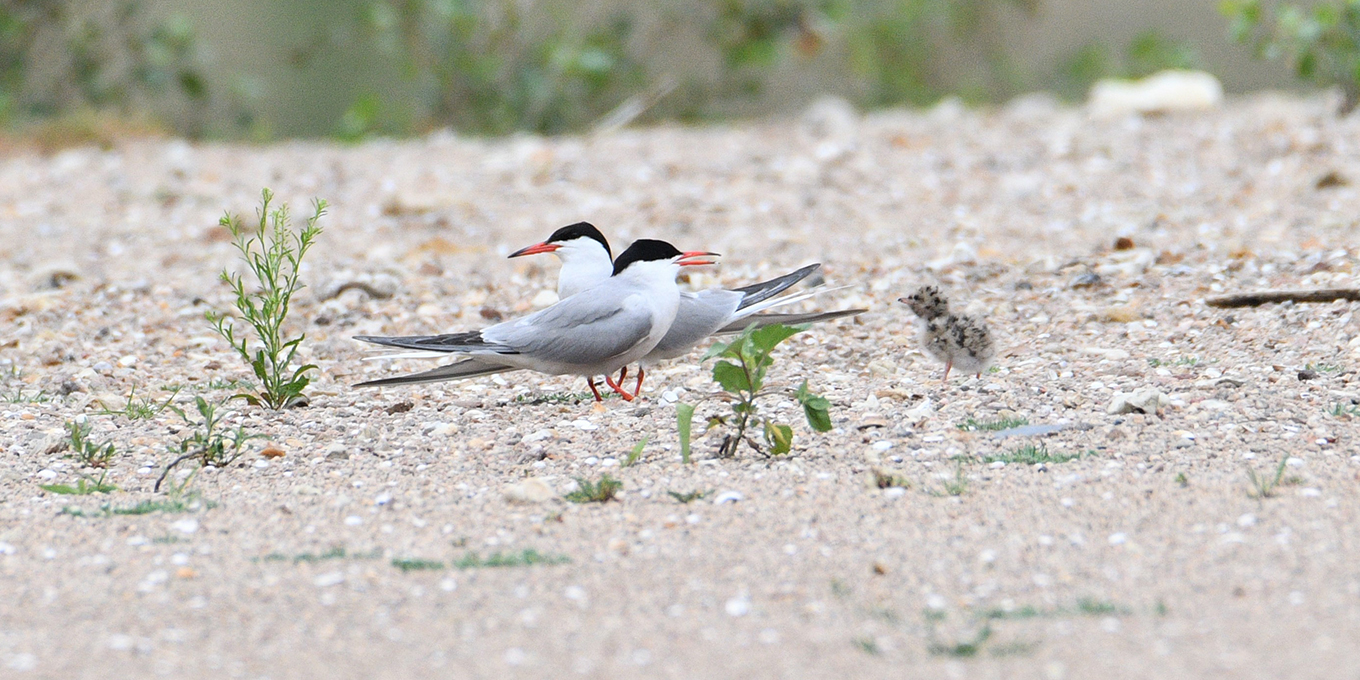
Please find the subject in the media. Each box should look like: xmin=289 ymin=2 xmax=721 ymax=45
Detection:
xmin=392 ymin=558 xmax=446 ymax=572
xmin=1307 ymin=362 xmax=1342 ymax=374
xmin=95 ymin=386 xmax=181 ymax=420
xmin=106 ymin=495 xmax=207 ymax=516
xmin=565 ymin=474 xmax=622 ymax=503
xmin=207 ymin=188 xmax=325 ymax=409
xmin=871 ymin=469 xmax=911 ymax=489
xmin=934 ymin=463 xmax=968 ymax=497
xmin=514 ymin=390 xmax=617 ymax=405
xmin=956 ymin=416 xmax=1028 ymax=432
xmin=40 ymin=477 xmax=117 ymax=496
xmin=928 ymin=625 xmax=992 ymax=658
xmin=981 ymin=605 xmax=1045 ymax=620
xmin=1175 ymin=472 xmax=1189 ymax=487
xmin=988 ymin=641 xmax=1038 ymax=657
xmin=677 ymin=324 xmax=832 ymax=460
xmin=853 ymin=636 xmax=881 ymax=655
xmin=255 ymin=547 xmax=382 ymax=563
xmin=1147 ymin=356 xmax=1201 ymax=368
xmin=152 ymin=534 xmax=186 ymax=544
xmin=204 ymin=377 xmax=251 ymax=391
xmin=1246 ymin=454 xmax=1292 ymax=500
xmin=1327 ymin=402 xmax=1359 ymax=417
xmin=1076 ymin=598 xmax=1131 ymax=616
xmin=1 ymin=385 xmax=50 ymax=404
xmin=1224 ymin=0 xmax=1360 ymax=113
xmin=453 ymin=549 xmax=569 ymax=569
xmin=623 ymin=437 xmax=647 ymax=467
xmin=667 ymin=489 xmax=710 ymax=504
xmin=982 ymin=444 xmax=1085 ymax=466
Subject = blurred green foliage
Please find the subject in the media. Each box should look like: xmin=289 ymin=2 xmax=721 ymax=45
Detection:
xmin=1222 ymin=0 xmax=1360 ymax=113
xmin=0 ymin=0 xmax=221 ymax=136
xmin=1057 ymin=30 xmax=1200 ymax=100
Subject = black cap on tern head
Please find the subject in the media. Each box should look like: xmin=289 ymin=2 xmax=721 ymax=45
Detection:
xmin=546 ymin=222 xmax=611 ymax=258
xmin=611 ymin=239 xmax=684 ymax=275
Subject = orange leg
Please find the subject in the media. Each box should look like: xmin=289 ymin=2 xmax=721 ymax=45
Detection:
xmin=942 ymin=361 xmax=952 ymax=383
xmin=604 ymin=374 xmax=635 ymax=401
xmin=632 ymin=367 xmax=645 ymax=398
xmin=586 ymin=377 xmax=603 ymax=402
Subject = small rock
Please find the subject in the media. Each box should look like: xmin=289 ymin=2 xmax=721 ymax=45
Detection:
xmin=504 ymin=478 xmax=556 ymax=504
xmin=1107 ymin=389 xmax=1169 ymax=415
xmin=725 ymin=595 xmax=751 ymax=617
xmin=857 ymin=417 xmax=888 ymax=430
xmin=1113 ymin=237 xmax=1135 ymax=251
xmin=1100 ymin=306 xmax=1140 ymax=324
xmin=1082 ymin=347 xmax=1131 ymax=361
xmin=314 ymin=571 xmax=345 ymax=587
xmin=169 ymin=518 xmax=199 ymax=535
xmin=385 ymin=401 xmax=414 ymax=414
xmin=260 ymin=444 xmax=286 ymax=459
xmin=1088 ymin=69 xmax=1223 ymax=118
xmin=1070 ymin=272 xmax=1101 ymax=289
xmin=1298 ymin=370 xmax=1318 ymax=381
xmin=324 ymin=444 xmax=349 ymax=461
xmin=902 ymin=397 xmax=934 ymax=425
xmin=883 ymin=487 xmax=907 ymax=499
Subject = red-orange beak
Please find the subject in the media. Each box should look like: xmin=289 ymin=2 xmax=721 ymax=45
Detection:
xmin=507 ymin=241 xmax=561 ymax=258
xmin=678 ymin=251 xmax=720 ymax=267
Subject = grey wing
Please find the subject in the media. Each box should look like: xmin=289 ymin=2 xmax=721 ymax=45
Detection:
xmin=485 ymin=291 xmax=658 ymax=366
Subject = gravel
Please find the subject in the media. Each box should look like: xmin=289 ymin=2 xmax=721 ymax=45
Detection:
xmin=1 ymin=93 xmax=1358 ymax=677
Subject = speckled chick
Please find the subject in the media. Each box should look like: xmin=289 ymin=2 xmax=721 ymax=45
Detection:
xmin=898 ymin=285 xmax=995 ymax=381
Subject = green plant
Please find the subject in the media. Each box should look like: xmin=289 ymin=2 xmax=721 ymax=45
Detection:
xmin=392 ymin=558 xmax=446 ymax=572
xmin=1307 ymin=362 xmax=1342 ymax=373
xmin=95 ymin=385 xmax=180 ymax=419
xmin=676 ymin=324 xmax=831 ymax=460
xmin=565 ymin=474 xmax=622 ymax=503
xmin=64 ymin=420 xmax=118 ymax=469
xmin=928 ymin=624 xmax=993 ymax=657
xmin=1224 ymin=0 xmax=1360 ymax=113
xmin=1246 ymin=454 xmax=1292 ymax=499
xmin=357 ymin=0 xmax=643 ymax=135
xmin=453 ymin=549 xmax=570 ymax=569
xmin=623 ymin=437 xmax=648 ymax=467
xmin=1175 ymin=472 xmax=1190 ymax=487
xmin=667 ymin=489 xmax=711 ymax=504
xmin=1328 ymin=402 xmax=1360 ymax=417
xmin=40 ymin=476 xmax=117 ymax=496
xmin=154 ymin=397 xmax=261 ymax=492
xmin=1057 ymin=30 xmax=1198 ymax=99
xmin=956 ymin=416 xmax=1028 ymax=432
xmin=937 ymin=462 xmax=968 ymax=497
xmin=982 ymin=444 xmax=1084 ymax=466
xmin=1 ymin=385 xmax=49 ymax=404
xmin=853 ymin=636 xmax=881 ymax=655
xmin=208 ymin=189 xmax=324 ymax=409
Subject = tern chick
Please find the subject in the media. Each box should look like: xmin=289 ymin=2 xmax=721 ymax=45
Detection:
xmin=898 ymin=285 xmax=994 ymax=381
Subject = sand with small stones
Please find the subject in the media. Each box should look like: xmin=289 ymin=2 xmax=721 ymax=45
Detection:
xmin=1 ymin=93 xmax=1358 ymax=679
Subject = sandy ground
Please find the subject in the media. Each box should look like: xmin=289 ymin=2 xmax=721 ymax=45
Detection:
xmin=0 ymin=93 xmax=1358 ymax=679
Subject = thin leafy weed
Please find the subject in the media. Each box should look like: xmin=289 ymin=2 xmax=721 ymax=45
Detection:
xmin=676 ymin=323 xmax=831 ymax=461
xmin=392 ymin=558 xmax=446 ymax=572
xmin=934 ymin=462 xmax=969 ymax=497
xmin=155 ymin=397 xmax=262 ymax=492
xmin=853 ymin=636 xmax=881 ymax=655
xmin=623 ymin=437 xmax=647 ymax=467
xmin=95 ymin=385 xmax=181 ymax=420
xmin=956 ymin=416 xmax=1028 ymax=432
xmin=2 ymin=385 xmax=50 ymax=404
xmin=564 ymin=474 xmax=622 ymax=503
xmin=44 ymin=422 xmax=123 ymax=494
xmin=1328 ymin=402 xmax=1360 ymax=417
xmin=453 ymin=549 xmax=570 ymax=569
xmin=982 ymin=444 xmax=1085 ymax=466
xmin=1246 ymin=454 xmax=1292 ymax=500
xmin=927 ymin=624 xmax=993 ymax=658
xmin=207 ymin=188 xmax=325 ymax=409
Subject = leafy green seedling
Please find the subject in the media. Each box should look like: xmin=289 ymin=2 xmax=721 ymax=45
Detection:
xmin=1223 ymin=0 xmax=1360 ymax=113
xmin=623 ymin=437 xmax=648 ymax=467
xmin=1246 ymin=454 xmax=1292 ymax=499
xmin=956 ymin=416 xmax=1028 ymax=431
xmin=207 ymin=188 xmax=325 ymax=409
xmin=155 ymin=397 xmax=261 ymax=491
xmin=676 ymin=324 xmax=831 ymax=460
xmin=565 ymin=474 xmax=622 ymax=503
xmin=392 ymin=558 xmax=446 ymax=572
xmin=453 ymin=549 xmax=570 ymax=569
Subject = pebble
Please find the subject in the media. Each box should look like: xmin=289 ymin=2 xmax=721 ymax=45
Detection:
xmin=169 ymin=519 xmax=199 ymax=535
xmin=314 ymin=572 xmax=345 ymax=587
xmin=503 ymin=478 xmax=556 ymax=504
xmin=1106 ymin=389 xmax=1169 ymax=415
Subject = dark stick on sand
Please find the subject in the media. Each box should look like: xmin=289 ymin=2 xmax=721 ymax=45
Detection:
xmin=1205 ymin=289 xmax=1360 ymax=308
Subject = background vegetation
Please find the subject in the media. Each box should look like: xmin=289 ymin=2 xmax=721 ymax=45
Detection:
xmin=0 ymin=0 xmax=1334 ymax=141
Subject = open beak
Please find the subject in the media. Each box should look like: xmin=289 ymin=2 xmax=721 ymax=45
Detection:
xmin=507 ymin=241 xmax=561 ymax=258
xmin=678 ymin=250 xmax=720 ymax=267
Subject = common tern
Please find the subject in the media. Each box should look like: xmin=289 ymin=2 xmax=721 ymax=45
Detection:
xmin=898 ymin=285 xmax=994 ymax=381
xmin=355 ymin=240 xmax=717 ymax=400
xmin=510 ymin=223 xmax=865 ymax=397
